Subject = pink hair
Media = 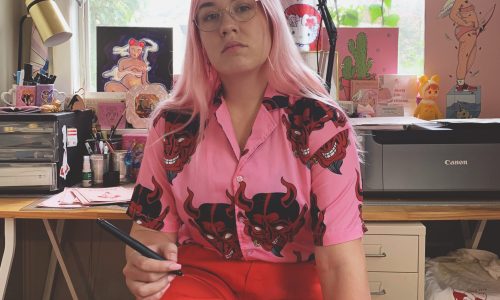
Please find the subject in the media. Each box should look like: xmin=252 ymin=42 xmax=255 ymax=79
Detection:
xmin=150 ymin=0 xmax=334 ymax=139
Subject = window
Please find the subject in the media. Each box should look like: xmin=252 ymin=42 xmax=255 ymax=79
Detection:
xmin=85 ymin=0 xmax=423 ymax=91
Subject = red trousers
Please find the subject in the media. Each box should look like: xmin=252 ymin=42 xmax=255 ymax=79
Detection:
xmin=161 ymin=245 xmax=322 ymax=300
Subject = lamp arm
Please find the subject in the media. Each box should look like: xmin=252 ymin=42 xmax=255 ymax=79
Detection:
xmin=18 ymin=15 xmax=29 ymax=72
xmin=317 ymin=0 xmax=337 ymax=93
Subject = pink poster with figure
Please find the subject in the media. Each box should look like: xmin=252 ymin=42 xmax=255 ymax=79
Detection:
xmin=337 ymin=28 xmax=399 ymax=101
xmin=425 ymin=0 xmax=498 ymax=118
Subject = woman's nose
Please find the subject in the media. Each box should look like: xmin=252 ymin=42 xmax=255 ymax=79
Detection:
xmin=219 ymin=12 xmax=239 ymax=36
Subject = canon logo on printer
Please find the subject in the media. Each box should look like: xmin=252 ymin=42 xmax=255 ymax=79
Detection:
xmin=444 ymin=160 xmax=468 ymax=166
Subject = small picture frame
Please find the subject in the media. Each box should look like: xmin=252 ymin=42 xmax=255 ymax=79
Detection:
xmin=350 ymin=79 xmax=378 ymax=102
xmin=126 ymin=84 xmax=168 ymax=128
xmin=96 ymin=102 xmax=126 ymax=130
xmin=83 ymin=92 xmax=127 ymax=126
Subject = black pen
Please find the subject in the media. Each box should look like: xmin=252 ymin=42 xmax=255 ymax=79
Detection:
xmin=96 ymin=218 xmax=183 ymax=276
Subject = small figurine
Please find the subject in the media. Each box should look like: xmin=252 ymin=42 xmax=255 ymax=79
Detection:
xmin=414 ymin=74 xmax=443 ymax=120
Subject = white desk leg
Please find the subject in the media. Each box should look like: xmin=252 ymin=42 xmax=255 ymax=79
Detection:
xmin=42 ymin=219 xmax=79 ymax=300
xmin=0 ymin=218 xmax=15 ymax=300
xmin=43 ymin=220 xmax=65 ymax=300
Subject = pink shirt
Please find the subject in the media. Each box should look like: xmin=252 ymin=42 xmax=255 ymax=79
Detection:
xmin=126 ymin=85 xmax=366 ymax=263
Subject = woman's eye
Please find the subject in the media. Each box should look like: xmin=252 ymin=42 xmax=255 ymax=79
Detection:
xmin=177 ymin=137 xmax=185 ymax=143
xmin=203 ymin=12 xmax=220 ymax=22
xmin=224 ymin=233 xmax=233 ymax=239
xmin=254 ymin=226 xmax=262 ymax=231
xmin=275 ymin=225 xmax=284 ymax=230
xmin=294 ymin=130 xmax=302 ymax=136
xmin=206 ymin=234 xmax=215 ymax=240
xmin=235 ymin=4 xmax=251 ymax=13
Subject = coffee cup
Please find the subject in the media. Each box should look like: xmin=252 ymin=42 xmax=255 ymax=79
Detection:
xmin=36 ymin=84 xmax=66 ymax=106
xmin=15 ymin=85 xmax=37 ymax=107
xmin=1 ymin=85 xmax=17 ymax=106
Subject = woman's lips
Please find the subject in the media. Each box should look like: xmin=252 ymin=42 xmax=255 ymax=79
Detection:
xmin=222 ymin=41 xmax=246 ymax=53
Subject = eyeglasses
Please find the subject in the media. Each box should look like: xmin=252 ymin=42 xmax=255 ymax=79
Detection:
xmin=194 ymin=0 xmax=259 ymax=32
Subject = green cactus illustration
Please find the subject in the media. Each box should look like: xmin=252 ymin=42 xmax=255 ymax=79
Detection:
xmin=341 ymin=32 xmax=374 ymax=80
xmin=341 ymin=56 xmax=355 ymax=80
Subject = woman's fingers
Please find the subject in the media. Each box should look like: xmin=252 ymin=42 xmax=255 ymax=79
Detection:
xmin=126 ymin=275 xmax=170 ymax=299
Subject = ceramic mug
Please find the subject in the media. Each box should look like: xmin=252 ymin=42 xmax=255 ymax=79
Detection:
xmin=15 ymin=85 xmax=37 ymax=107
xmin=1 ymin=85 xmax=17 ymax=106
xmin=36 ymin=84 xmax=66 ymax=106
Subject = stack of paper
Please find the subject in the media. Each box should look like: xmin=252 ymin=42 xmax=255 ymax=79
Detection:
xmin=37 ymin=186 xmax=133 ymax=208
xmin=350 ymin=116 xmax=437 ymax=130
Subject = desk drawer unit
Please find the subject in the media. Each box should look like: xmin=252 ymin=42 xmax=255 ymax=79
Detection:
xmin=364 ymin=222 xmax=426 ymax=300
xmin=368 ymin=272 xmax=419 ymax=300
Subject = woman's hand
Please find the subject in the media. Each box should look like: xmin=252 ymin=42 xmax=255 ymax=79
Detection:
xmin=123 ymin=223 xmax=180 ymax=300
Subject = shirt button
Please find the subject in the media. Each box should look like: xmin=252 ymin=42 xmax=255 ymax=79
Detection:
xmin=236 ymin=176 xmax=244 ymax=183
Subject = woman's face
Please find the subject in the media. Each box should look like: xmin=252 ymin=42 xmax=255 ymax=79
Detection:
xmin=129 ymin=46 xmax=143 ymax=58
xmin=196 ymin=0 xmax=272 ymax=77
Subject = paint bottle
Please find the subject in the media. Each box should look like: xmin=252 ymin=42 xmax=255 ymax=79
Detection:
xmin=82 ymin=155 xmax=92 ymax=187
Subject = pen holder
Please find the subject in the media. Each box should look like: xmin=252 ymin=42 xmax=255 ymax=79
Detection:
xmin=90 ymin=154 xmax=109 ymax=185
xmin=111 ymin=150 xmax=128 ymax=183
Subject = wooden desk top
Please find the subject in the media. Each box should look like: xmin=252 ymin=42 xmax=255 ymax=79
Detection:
xmin=363 ymin=198 xmax=500 ymax=221
xmin=1 ymin=197 xmax=500 ymax=221
xmin=0 ymin=198 xmax=128 ymax=220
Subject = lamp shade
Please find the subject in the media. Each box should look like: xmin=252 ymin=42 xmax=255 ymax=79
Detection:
xmin=25 ymin=0 xmax=72 ymax=47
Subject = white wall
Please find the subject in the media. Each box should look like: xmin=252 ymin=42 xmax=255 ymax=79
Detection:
xmin=0 ymin=1 xmax=23 ymax=95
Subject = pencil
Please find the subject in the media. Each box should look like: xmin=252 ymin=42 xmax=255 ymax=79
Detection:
xmin=96 ymin=218 xmax=183 ymax=276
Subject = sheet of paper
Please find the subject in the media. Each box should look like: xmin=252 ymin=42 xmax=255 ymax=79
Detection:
xmin=350 ymin=116 xmax=436 ymax=130
xmin=37 ymin=188 xmax=84 ymax=208
xmin=434 ymin=118 xmax=500 ymax=124
xmin=36 ymin=186 xmax=133 ymax=208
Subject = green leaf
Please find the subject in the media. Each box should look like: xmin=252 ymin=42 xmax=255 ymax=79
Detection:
xmin=383 ymin=0 xmax=392 ymax=9
xmin=340 ymin=9 xmax=359 ymax=27
xmin=383 ymin=14 xmax=400 ymax=27
xmin=368 ymin=4 xmax=382 ymax=23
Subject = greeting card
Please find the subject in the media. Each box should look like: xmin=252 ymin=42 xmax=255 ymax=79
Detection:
xmin=378 ymin=74 xmax=418 ymax=116
xmin=96 ymin=102 xmax=126 ymax=130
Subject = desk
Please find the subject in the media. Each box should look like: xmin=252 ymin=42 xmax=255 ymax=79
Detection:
xmin=0 ymin=198 xmax=128 ymax=300
xmin=2 ymin=198 xmax=500 ymax=300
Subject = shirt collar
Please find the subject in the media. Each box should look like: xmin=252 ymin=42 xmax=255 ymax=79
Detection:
xmin=211 ymin=84 xmax=290 ymax=114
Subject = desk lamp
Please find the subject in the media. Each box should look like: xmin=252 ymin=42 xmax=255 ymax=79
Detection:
xmin=18 ymin=0 xmax=73 ymax=71
xmin=317 ymin=0 xmax=337 ymax=93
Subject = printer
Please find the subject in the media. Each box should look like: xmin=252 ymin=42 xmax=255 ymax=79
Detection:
xmin=359 ymin=121 xmax=500 ymax=196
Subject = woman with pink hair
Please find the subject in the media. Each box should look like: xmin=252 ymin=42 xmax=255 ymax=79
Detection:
xmin=123 ymin=0 xmax=370 ymax=299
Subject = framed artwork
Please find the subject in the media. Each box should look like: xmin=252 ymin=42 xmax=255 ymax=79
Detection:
xmin=337 ymin=28 xmax=399 ymax=101
xmin=126 ymin=84 xmax=168 ymax=128
xmin=96 ymin=26 xmax=173 ymax=93
xmin=350 ymin=79 xmax=378 ymax=101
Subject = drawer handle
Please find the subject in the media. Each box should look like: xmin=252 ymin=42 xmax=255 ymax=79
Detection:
xmin=370 ymin=289 xmax=386 ymax=296
xmin=366 ymin=252 xmax=387 ymax=258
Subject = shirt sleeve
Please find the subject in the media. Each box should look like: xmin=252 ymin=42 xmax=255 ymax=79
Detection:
xmin=309 ymin=118 xmax=366 ymax=247
xmin=126 ymin=117 xmax=181 ymax=233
